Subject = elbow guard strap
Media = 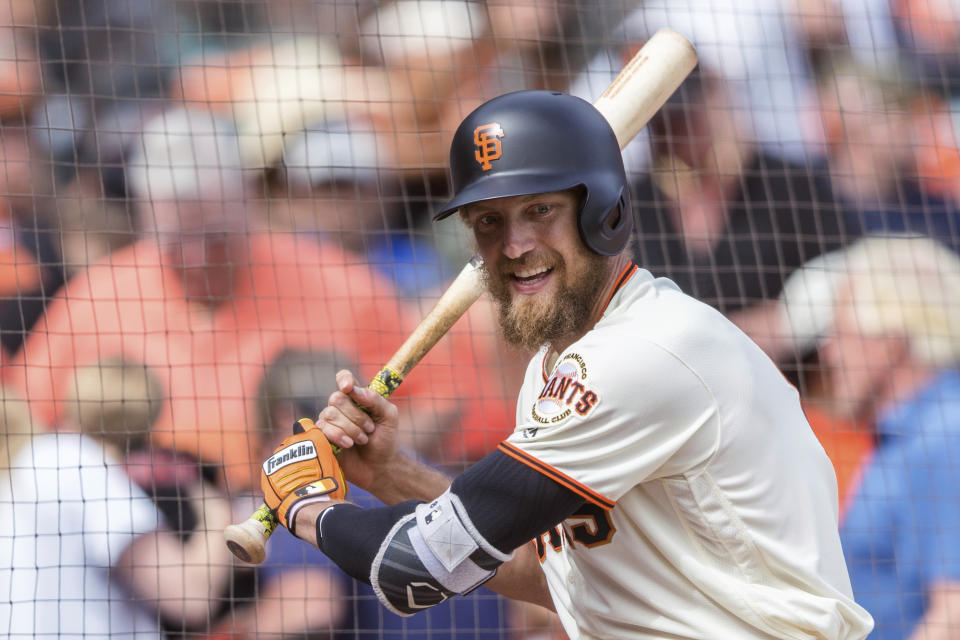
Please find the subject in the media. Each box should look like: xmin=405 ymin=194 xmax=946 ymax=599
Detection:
xmin=370 ymin=491 xmax=513 ymax=616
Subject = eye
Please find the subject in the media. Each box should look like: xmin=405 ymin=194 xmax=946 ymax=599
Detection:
xmin=533 ymin=204 xmax=552 ymax=215
xmin=475 ymin=213 xmax=499 ymax=231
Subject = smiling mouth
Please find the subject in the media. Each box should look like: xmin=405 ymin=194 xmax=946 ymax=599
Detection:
xmin=510 ymin=266 xmax=553 ymax=284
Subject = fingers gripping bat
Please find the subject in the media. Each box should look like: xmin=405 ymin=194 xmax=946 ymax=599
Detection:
xmin=224 ymin=28 xmax=697 ymax=564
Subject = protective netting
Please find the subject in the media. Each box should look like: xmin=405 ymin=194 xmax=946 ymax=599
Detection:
xmin=1 ymin=0 xmax=959 ymax=638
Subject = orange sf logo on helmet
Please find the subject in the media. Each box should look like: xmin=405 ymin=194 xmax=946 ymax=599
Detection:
xmin=474 ymin=123 xmax=504 ymax=171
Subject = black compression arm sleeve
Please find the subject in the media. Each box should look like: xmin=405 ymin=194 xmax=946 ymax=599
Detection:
xmin=315 ymin=450 xmax=585 ymax=582
xmin=450 ymin=449 xmax=585 ymax=554
xmin=316 ymin=500 xmax=418 ymax=583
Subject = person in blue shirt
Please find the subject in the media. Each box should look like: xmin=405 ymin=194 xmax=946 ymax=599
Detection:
xmin=802 ymin=234 xmax=960 ymax=639
xmin=816 ymin=53 xmax=960 ymax=255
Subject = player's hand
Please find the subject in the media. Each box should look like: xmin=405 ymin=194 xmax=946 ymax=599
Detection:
xmin=260 ymin=418 xmax=347 ymax=536
xmin=317 ymin=369 xmax=399 ymax=491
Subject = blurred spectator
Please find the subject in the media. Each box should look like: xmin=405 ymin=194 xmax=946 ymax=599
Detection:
xmin=35 ymin=0 xmax=177 ymax=109
xmin=570 ymin=0 xmax=823 ymax=171
xmin=259 ymin=0 xmax=374 ymax=38
xmin=64 ymin=357 xmax=164 ymax=453
xmin=259 ymin=0 xmax=571 ymax=92
xmin=29 ymin=0 xmax=179 ymax=187
xmin=0 ymin=132 xmax=43 ymax=293
xmin=805 ymin=0 xmax=960 ymax=96
xmin=784 ymin=234 xmax=960 ymax=639
xmin=10 ymin=106 xmax=400 ymax=488
xmin=627 ymin=66 xmax=853 ymax=365
xmin=794 ymin=0 xmax=960 ymax=204
xmin=910 ymin=95 xmax=960 ymax=207
xmin=0 ymin=127 xmax=62 ymax=353
xmin=817 ymin=53 xmax=960 ymax=249
xmin=72 ymin=355 xmax=223 ymax=551
xmin=49 ymin=102 xmax=164 ymax=280
xmin=173 ymin=34 xmax=348 ymax=169
xmin=273 ymin=122 xmax=455 ymax=297
xmin=217 ymin=347 xmax=513 ymax=640
xmin=0 ymin=357 xmax=233 ymax=638
xmin=352 ymin=0 xmax=498 ymax=171
xmin=9 ymin=105 xmax=509 ymax=490
xmin=53 ymin=166 xmax=137 ymax=279
xmin=0 ymin=3 xmax=42 ymax=121
xmin=798 ymin=405 xmax=876 ymax=517
xmin=173 ymin=0 xmax=566 ymax=174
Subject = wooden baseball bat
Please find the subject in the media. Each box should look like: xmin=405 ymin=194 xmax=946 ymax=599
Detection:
xmin=224 ymin=28 xmax=697 ymax=564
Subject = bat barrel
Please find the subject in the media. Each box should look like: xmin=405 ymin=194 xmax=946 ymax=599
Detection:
xmin=593 ymin=28 xmax=698 ymax=150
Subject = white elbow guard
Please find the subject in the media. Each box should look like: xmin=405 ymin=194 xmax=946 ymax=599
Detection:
xmin=370 ymin=490 xmax=513 ymax=616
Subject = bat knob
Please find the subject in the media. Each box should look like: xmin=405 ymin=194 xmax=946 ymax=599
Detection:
xmin=224 ymin=519 xmax=270 ymax=564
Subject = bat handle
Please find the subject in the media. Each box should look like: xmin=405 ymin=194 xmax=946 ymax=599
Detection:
xmin=224 ymin=366 xmax=404 ymax=564
xmin=223 ymin=503 xmax=279 ymax=564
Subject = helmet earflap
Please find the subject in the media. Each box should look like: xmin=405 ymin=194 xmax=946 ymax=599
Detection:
xmin=578 ymin=187 xmax=632 ymax=256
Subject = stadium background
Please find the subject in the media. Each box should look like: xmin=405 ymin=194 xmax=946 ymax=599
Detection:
xmin=0 ymin=0 xmax=959 ymax=638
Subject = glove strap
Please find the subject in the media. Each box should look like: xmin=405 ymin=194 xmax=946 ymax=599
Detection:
xmin=278 ymin=476 xmax=341 ymax=536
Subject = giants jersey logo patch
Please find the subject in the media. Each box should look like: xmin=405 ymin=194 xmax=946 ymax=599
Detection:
xmin=473 ymin=123 xmax=504 ymax=170
xmin=531 ymin=352 xmax=600 ymax=426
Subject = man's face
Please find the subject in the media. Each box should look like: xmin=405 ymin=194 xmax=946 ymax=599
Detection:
xmin=150 ymin=199 xmax=247 ymax=304
xmin=818 ymin=72 xmax=913 ymax=175
xmin=463 ymin=189 xmax=612 ymax=352
xmin=818 ymin=290 xmax=906 ymax=423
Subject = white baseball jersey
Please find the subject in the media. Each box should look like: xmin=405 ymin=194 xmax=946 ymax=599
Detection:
xmin=0 ymin=433 xmax=163 ymax=639
xmin=500 ymin=264 xmax=873 ymax=640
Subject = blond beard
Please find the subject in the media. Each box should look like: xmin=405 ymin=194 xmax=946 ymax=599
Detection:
xmin=484 ymin=248 xmax=612 ymax=353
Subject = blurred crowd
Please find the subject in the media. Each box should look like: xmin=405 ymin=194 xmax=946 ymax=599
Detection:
xmin=0 ymin=0 xmax=959 ymax=638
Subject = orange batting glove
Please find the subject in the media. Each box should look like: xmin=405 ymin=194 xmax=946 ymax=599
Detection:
xmin=260 ymin=418 xmax=348 ymax=536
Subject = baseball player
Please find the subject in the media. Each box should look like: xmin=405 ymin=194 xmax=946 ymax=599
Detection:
xmin=259 ymin=90 xmax=875 ymax=639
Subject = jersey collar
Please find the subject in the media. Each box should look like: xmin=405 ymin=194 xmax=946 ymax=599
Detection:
xmin=540 ymin=261 xmax=641 ymax=381
xmin=600 ymin=261 xmax=640 ymax=316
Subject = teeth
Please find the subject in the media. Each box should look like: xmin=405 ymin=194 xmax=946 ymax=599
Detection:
xmin=514 ymin=267 xmax=550 ymax=279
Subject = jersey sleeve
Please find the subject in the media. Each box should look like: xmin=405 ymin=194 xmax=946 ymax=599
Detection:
xmin=502 ymin=336 xmax=720 ymax=507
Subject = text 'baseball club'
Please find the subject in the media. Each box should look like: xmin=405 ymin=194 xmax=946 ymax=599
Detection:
xmin=532 ymin=353 xmax=599 ymax=425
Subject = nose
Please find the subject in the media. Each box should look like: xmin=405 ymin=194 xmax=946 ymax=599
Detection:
xmin=502 ymin=218 xmax=537 ymax=260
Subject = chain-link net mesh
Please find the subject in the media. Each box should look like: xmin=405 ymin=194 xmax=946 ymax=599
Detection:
xmin=1 ymin=0 xmax=959 ymax=638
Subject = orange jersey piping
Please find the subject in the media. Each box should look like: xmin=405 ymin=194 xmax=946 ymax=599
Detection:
xmin=601 ymin=262 xmax=639 ymax=315
xmin=498 ymin=441 xmax=616 ymax=510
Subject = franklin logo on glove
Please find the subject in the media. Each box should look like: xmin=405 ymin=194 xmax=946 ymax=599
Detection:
xmin=264 ymin=442 xmax=318 ymax=475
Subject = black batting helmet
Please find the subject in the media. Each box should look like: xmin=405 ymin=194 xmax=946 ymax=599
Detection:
xmin=433 ymin=90 xmax=631 ymax=256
